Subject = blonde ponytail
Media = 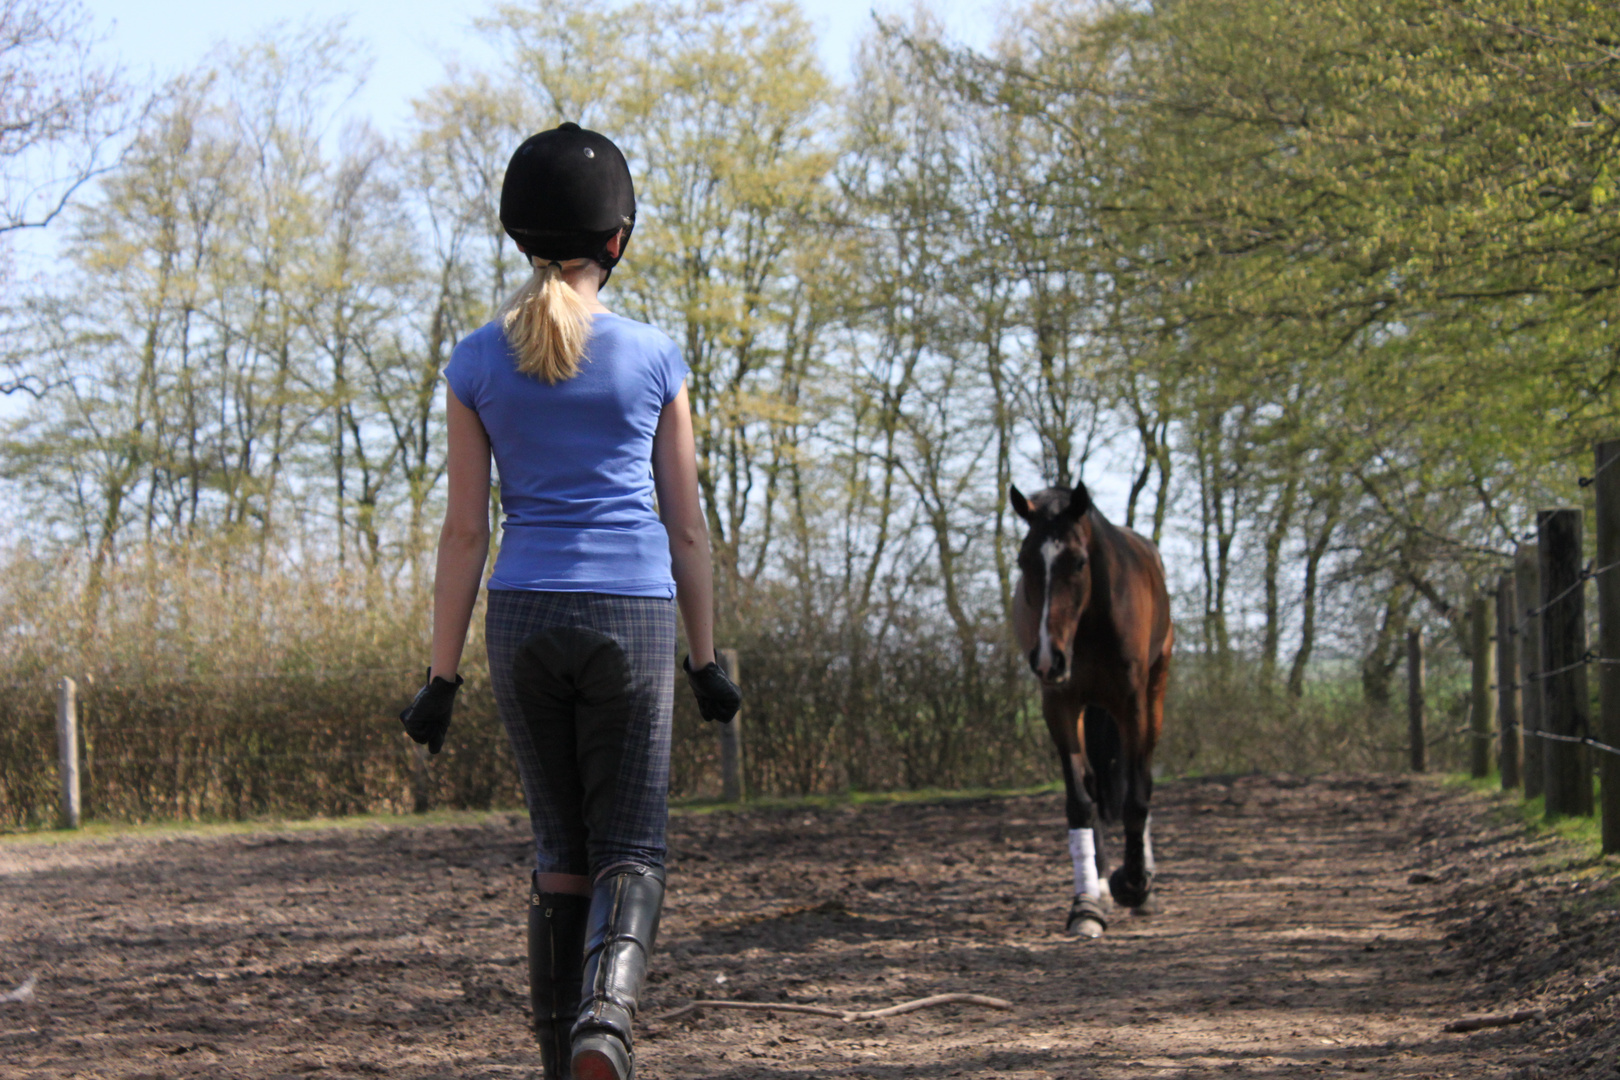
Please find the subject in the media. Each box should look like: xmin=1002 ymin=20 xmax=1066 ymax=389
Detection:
xmin=500 ymin=259 xmax=595 ymax=383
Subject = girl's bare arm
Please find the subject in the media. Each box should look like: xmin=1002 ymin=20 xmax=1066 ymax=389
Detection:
xmin=431 ymin=386 xmax=493 ymax=679
xmin=652 ymin=383 xmax=716 ymax=667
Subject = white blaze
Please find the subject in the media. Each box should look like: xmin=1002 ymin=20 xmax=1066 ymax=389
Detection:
xmin=1068 ymin=828 xmax=1100 ymax=899
xmin=1037 ymin=538 xmax=1062 ymax=672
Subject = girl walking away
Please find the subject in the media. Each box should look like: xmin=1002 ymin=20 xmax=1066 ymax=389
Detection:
xmin=398 ymin=122 xmax=742 ymax=1080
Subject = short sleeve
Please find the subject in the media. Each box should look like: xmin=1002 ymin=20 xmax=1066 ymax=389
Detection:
xmin=444 ymin=333 xmax=482 ymax=412
xmin=658 ymin=338 xmax=689 ymax=405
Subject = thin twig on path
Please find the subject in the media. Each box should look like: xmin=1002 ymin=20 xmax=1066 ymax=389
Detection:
xmin=1442 ymin=1009 xmax=1543 ymax=1033
xmin=651 ymin=992 xmax=1014 ymax=1024
xmin=0 ymin=975 xmax=35 ymax=1004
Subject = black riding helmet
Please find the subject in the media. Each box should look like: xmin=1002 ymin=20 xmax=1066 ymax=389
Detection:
xmin=499 ymin=122 xmax=636 ymax=275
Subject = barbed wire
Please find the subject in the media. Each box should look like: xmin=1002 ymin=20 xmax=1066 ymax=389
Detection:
xmin=1374 ymin=717 xmax=1620 ymax=760
xmin=1523 ymin=727 xmax=1620 ymax=759
xmin=81 ymin=727 xmax=410 ymax=739
xmin=78 ymin=666 xmax=422 ymax=689
xmin=1499 ymin=646 xmax=1620 ymax=691
xmin=81 ymin=748 xmax=418 ymax=766
xmin=1504 ymin=558 xmax=1620 ymax=640
xmin=1524 ymin=651 xmax=1598 ymax=683
xmin=1577 ymin=450 xmax=1620 ymax=489
xmin=15 ymin=735 xmax=417 ymax=751
xmin=0 ymin=667 xmax=427 ymax=695
xmin=9 ymin=730 xmax=436 ymax=758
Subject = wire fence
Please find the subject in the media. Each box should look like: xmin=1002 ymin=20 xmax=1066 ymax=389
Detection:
xmin=1505 ymin=558 xmax=1620 ymax=641
xmin=1466 ymin=441 xmax=1620 ymax=853
xmin=1526 ymin=728 xmax=1620 ymax=758
xmin=1507 ymin=554 xmax=1620 ymax=761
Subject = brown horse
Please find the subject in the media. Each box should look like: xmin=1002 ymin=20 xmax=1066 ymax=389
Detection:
xmin=1010 ymin=481 xmax=1173 ymax=939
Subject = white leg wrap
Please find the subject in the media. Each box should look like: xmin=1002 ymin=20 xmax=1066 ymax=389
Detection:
xmin=1069 ymin=828 xmax=1101 ymax=899
xmin=1142 ymin=813 xmax=1156 ymax=874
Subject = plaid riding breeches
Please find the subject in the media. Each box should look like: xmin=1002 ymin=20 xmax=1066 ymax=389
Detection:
xmin=485 ymin=589 xmax=676 ymax=879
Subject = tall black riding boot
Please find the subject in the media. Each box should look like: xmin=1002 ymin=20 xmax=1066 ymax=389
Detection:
xmin=529 ymin=875 xmax=591 ymax=1079
xmin=570 ymin=866 xmax=665 ymax=1080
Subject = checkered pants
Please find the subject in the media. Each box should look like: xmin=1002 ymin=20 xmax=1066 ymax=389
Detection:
xmin=485 ymin=589 xmax=676 ymax=878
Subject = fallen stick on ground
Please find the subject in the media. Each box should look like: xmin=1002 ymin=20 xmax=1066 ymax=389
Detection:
xmin=0 ymin=975 xmax=35 ymax=1004
xmin=1442 ymin=1009 xmax=1544 ymax=1033
xmin=652 ymin=992 xmax=1014 ymax=1024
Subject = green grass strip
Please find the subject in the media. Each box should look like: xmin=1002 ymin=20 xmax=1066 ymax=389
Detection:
xmin=2 ymin=783 xmax=1068 ymax=845
xmin=1442 ymin=771 xmax=1619 ymax=881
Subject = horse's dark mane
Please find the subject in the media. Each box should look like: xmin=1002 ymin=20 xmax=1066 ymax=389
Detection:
xmin=1025 ymin=487 xmax=1086 ymax=519
xmin=1020 ymin=487 xmax=1115 ymax=551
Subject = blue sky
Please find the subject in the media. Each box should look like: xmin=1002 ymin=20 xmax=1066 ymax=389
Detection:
xmin=4 ymin=0 xmax=994 ymax=279
xmin=1 ymin=0 xmax=1001 ymax=383
xmin=87 ymin=0 xmax=998 ymax=134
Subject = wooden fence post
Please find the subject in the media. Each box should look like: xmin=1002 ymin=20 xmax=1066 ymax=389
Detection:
xmin=1515 ymin=544 xmax=1545 ymax=800
xmin=717 ymin=647 xmax=743 ymax=803
xmin=57 ymin=676 xmax=81 ymax=829
xmin=1407 ymin=629 xmax=1425 ymax=774
xmin=1538 ymin=508 xmax=1594 ymax=819
xmin=410 ymin=742 xmax=431 ymax=815
xmin=1594 ymin=439 xmax=1620 ymax=852
xmin=1470 ymin=591 xmax=1495 ymax=779
xmin=1495 ymin=572 xmax=1521 ymax=790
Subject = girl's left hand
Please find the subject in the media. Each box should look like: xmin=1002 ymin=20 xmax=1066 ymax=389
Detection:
xmin=400 ymin=669 xmax=464 ymax=754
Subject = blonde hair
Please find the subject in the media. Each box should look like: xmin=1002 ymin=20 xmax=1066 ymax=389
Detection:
xmin=500 ymin=259 xmax=595 ymax=383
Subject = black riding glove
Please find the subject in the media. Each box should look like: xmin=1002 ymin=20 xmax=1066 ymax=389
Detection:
xmin=683 ymin=654 xmax=741 ymax=723
xmin=400 ymin=669 xmax=463 ymax=755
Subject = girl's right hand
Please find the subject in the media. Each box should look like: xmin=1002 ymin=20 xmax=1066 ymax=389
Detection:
xmin=683 ymin=655 xmax=741 ymax=723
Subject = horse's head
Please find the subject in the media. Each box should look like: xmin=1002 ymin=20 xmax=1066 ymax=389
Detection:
xmin=1011 ymin=481 xmax=1095 ymax=686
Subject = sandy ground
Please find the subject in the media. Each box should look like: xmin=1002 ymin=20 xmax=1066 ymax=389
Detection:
xmin=1 ymin=773 xmax=1617 ymax=1079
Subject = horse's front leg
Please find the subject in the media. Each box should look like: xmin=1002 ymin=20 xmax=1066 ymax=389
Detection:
xmin=1048 ymin=695 xmax=1107 ymax=939
xmin=1108 ymin=692 xmax=1157 ymax=911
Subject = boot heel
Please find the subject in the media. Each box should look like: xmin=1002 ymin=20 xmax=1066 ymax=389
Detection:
xmin=571 ymin=1031 xmax=631 ymax=1080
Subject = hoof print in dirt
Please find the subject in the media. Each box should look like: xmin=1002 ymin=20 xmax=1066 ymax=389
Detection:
xmin=1108 ymin=867 xmax=1153 ymax=909
xmin=1064 ymin=895 xmax=1108 ymax=939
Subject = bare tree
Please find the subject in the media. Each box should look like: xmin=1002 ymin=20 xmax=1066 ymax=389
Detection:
xmin=0 ymin=0 xmax=125 ymax=235
xmin=0 ymin=0 xmax=126 ymax=400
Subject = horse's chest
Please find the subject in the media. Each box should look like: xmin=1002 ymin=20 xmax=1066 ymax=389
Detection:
xmin=1065 ymin=632 xmax=1132 ymax=695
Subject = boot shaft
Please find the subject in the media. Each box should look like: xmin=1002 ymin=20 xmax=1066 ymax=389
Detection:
xmin=530 ymin=876 xmax=590 ymax=1079
xmin=573 ymin=867 xmax=665 ymax=1049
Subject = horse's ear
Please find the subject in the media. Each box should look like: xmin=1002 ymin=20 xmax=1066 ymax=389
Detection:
xmin=1009 ymin=485 xmax=1034 ymax=522
xmin=1061 ymin=481 xmax=1093 ymax=522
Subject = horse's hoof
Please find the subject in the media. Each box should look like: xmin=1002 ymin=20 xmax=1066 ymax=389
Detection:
xmin=1108 ymin=867 xmax=1154 ymax=909
xmin=1064 ymin=895 xmax=1108 ymax=938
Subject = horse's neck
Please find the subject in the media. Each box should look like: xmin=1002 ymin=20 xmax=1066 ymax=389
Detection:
xmin=1082 ymin=512 xmax=1118 ymax=612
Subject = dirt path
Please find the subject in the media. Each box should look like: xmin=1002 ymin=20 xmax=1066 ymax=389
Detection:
xmin=1 ymin=774 xmax=1615 ymax=1079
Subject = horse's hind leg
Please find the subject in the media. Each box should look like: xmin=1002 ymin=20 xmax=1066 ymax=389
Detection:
xmin=1080 ymin=704 xmax=1123 ymax=881
xmin=1108 ymin=752 xmax=1156 ymax=910
xmin=1108 ymin=690 xmax=1159 ymax=911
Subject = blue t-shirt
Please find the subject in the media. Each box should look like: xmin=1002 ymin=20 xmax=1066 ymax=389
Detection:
xmin=444 ymin=313 xmax=688 ymax=597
